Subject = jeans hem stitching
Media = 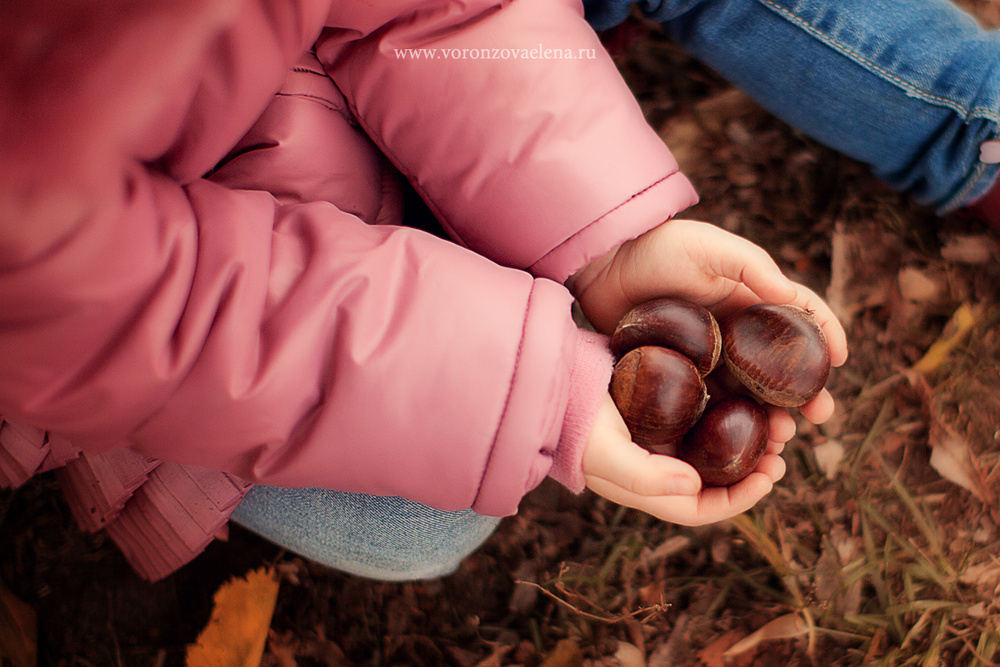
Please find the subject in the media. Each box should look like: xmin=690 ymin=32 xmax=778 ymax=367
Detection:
xmin=757 ymin=0 xmax=1000 ymax=124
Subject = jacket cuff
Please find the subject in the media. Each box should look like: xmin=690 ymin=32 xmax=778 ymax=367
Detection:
xmin=528 ymin=170 xmax=698 ymax=283
xmin=548 ymin=328 xmax=614 ymax=493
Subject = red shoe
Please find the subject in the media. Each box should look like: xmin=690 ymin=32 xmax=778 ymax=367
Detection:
xmin=966 ymin=141 xmax=1000 ymax=232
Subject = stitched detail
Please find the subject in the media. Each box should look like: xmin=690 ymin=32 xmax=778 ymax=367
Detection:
xmin=273 ymin=91 xmax=342 ymax=114
xmin=945 ymin=137 xmax=999 ymax=210
xmin=471 ymin=281 xmax=534 ymax=509
xmin=530 ymin=171 xmax=681 ymax=270
xmin=758 ymin=0 xmax=1000 ymax=124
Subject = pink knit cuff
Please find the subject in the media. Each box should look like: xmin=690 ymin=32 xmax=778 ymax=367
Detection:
xmin=548 ymin=328 xmax=614 ymax=493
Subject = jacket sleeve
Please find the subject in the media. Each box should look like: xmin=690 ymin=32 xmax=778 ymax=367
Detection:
xmin=0 ymin=0 xmax=611 ymax=516
xmin=317 ymin=0 xmax=699 ymax=283
xmin=0 ymin=166 xmax=607 ymax=515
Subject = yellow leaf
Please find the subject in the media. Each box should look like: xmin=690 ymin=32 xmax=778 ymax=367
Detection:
xmin=186 ymin=567 xmax=280 ymax=667
xmin=911 ymin=303 xmax=978 ymax=374
xmin=539 ymin=639 xmax=583 ymax=667
xmin=0 ymin=583 xmax=36 ymax=667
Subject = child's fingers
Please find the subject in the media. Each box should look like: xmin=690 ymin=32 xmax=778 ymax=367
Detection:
xmin=585 ymin=439 xmax=702 ymax=497
xmin=715 ymin=235 xmax=799 ymax=305
xmin=585 ymin=472 xmax=774 ymax=526
xmin=584 ymin=395 xmax=703 ymax=497
xmin=766 ymin=405 xmax=796 ymax=443
xmin=798 ymin=387 xmax=836 ymax=425
xmin=785 ymin=284 xmax=849 ymax=367
xmin=679 ymin=472 xmax=776 ymax=525
xmin=754 ymin=452 xmax=786 ymax=483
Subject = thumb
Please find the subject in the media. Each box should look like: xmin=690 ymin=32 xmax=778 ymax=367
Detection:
xmin=583 ymin=396 xmax=702 ymax=496
xmin=585 ymin=438 xmax=702 ymax=497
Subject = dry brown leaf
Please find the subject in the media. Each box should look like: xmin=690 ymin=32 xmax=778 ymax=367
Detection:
xmin=939 ymin=234 xmax=998 ymax=264
xmin=186 ymin=567 xmax=280 ymax=667
xmin=648 ymin=613 xmax=692 ymax=667
xmin=813 ymin=528 xmax=862 ymax=616
xmin=696 ymin=630 xmax=750 ymax=667
xmin=471 ymin=644 xmax=512 ymax=667
xmin=722 ymin=613 xmax=808 ymax=659
xmin=658 ymin=116 xmax=707 ymax=174
xmin=826 ymin=223 xmax=861 ymax=329
xmin=264 ymin=631 xmax=298 ymax=667
xmin=640 ymin=535 xmax=692 ymax=566
xmin=897 ymin=266 xmax=943 ymax=304
xmin=539 ymin=639 xmax=583 ymax=667
xmin=0 ymin=583 xmax=36 ymax=667
xmin=958 ymin=560 xmax=1000 ymax=590
xmin=928 ymin=426 xmax=990 ymax=502
xmin=693 ymin=88 xmax=761 ymax=133
xmin=812 ymin=439 xmax=845 ymax=480
xmin=613 ymin=641 xmax=646 ymax=667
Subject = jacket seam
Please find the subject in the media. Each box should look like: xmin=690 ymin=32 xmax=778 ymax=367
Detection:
xmin=273 ymin=91 xmax=342 ymax=114
xmin=530 ymin=171 xmax=678 ymax=270
xmin=471 ymin=280 xmax=535 ymax=509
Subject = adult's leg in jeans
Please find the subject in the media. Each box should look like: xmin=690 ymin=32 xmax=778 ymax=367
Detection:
xmin=230 ymin=486 xmax=503 ymax=581
xmin=585 ymin=0 xmax=1000 ymax=211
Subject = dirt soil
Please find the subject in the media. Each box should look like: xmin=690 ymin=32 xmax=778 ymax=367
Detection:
xmin=5 ymin=6 xmax=1000 ymax=667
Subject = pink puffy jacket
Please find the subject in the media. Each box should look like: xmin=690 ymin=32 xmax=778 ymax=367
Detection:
xmin=0 ymin=0 xmax=697 ymax=579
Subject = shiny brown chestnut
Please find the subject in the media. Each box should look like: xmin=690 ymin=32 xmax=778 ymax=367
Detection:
xmin=609 ymin=345 xmax=709 ymax=455
xmin=720 ymin=304 xmax=830 ymax=408
xmin=610 ymin=298 xmax=721 ymax=375
xmin=677 ymin=396 xmax=768 ymax=486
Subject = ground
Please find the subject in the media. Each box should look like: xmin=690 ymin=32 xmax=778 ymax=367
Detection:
xmin=4 ymin=6 xmax=1000 ymax=666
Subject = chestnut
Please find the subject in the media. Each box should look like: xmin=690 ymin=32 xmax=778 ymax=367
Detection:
xmin=609 ymin=345 xmax=708 ymax=455
xmin=677 ymin=396 xmax=768 ymax=487
xmin=610 ymin=298 xmax=721 ymax=375
xmin=720 ymin=304 xmax=830 ymax=408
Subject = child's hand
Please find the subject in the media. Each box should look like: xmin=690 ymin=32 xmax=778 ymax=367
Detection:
xmin=569 ymin=219 xmax=848 ymax=426
xmin=583 ymin=394 xmax=789 ymax=525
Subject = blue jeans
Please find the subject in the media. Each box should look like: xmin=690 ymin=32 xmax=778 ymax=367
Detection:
xmin=231 ymin=486 xmax=502 ymax=580
xmin=585 ymin=0 xmax=1000 ymax=211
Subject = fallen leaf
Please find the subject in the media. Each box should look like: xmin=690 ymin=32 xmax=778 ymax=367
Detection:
xmin=811 ymin=439 xmax=845 ymax=480
xmin=186 ymin=567 xmax=280 ymax=667
xmin=640 ymin=535 xmax=692 ymax=566
xmin=657 ymin=116 xmax=707 ymax=174
xmin=613 ymin=641 xmax=645 ymax=667
xmin=0 ymin=583 xmax=36 ymax=667
xmin=539 ymin=639 xmax=583 ymax=667
xmin=958 ymin=561 xmax=1000 ymax=590
xmin=826 ymin=223 xmax=858 ymax=330
xmin=722 ymin=613 xmax=808 ymax=659
xmin=910 ymin=303 xmax=978 ymax=374
xmin=897 ymin=266 xmax=942 ymax=303
xmin=648 ymin=613 xmax=692 ymax=667
xmin=471 ymin=644 xmax=512 ymax=667
xmin=928 ymin=427 xmax=989 ymax=502
xmin=813 ymin=528 xmax=862 ymax=616
xmin=693 ymin=88 xmax=761 ymax=133
xmin=696 ymin=630 xmax=749 ymax=667
xmin=940 ymin=234 xmax=998 ymax=264
xmin=966 ymin=602 xmax=988 ymax=618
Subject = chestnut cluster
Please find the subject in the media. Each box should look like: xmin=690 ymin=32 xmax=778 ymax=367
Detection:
xmin=608 ymin=298 xmax=830 ymax=486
